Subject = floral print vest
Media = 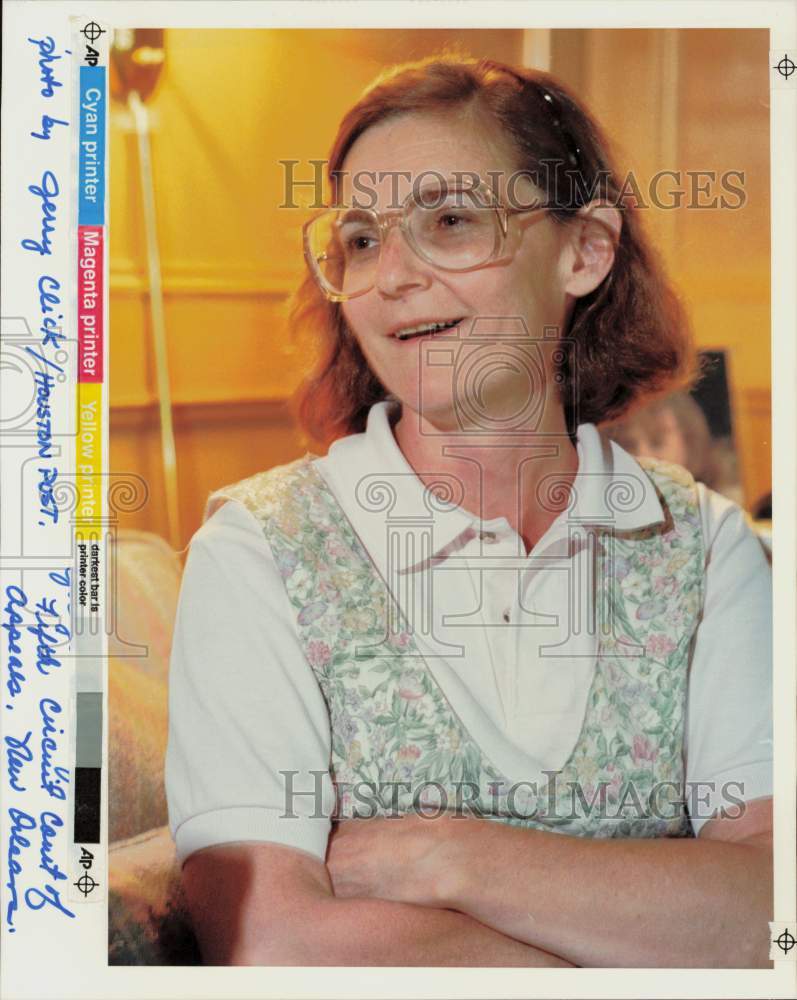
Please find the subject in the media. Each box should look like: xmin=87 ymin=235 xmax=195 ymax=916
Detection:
xmin=208 ymin=454 xmax=705 ymax=840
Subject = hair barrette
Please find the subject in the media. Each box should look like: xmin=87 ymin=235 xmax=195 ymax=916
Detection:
xmin=538 ymin=87 xmax=582 ymax=169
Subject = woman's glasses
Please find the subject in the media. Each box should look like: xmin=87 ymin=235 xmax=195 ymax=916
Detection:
xmin=302 ymin=180 xmax=551 ymax=302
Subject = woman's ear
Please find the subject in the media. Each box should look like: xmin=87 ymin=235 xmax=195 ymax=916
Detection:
xmin=562 ymin=201 xmax=622 ymax=298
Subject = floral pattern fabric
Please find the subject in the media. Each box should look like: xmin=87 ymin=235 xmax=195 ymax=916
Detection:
xmin=209 ymin=454 xmax=705 ymax=840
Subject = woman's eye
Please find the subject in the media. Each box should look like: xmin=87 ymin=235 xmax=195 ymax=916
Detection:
xmin=343 ymin=232 xmax=378 ymax=254
xmin=438 ymin=212 xmax=467 ymax=228
xmin=428 ymin=209 xmax=481 ymax=234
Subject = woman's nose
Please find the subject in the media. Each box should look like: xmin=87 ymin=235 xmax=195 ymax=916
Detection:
xmin=374 ymin=225 xmax=432 ymax=297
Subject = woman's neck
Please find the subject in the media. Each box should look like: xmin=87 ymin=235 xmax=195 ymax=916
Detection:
xmin=392 ymin=401 xmax=580 ymax=555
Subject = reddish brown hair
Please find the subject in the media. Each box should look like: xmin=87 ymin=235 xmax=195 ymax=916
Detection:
xmin=290 ymin=56 xmax=698 ymax=449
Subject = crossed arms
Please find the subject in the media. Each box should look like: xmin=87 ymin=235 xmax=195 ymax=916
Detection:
xmin=182 ymin=796 xmax=772 ymax=967
xmin=182 ymin=839 xmax=574 ymax=966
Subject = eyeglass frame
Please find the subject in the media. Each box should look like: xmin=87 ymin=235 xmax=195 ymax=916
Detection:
xmin=301 ymin=179 xmax=555 ymax=303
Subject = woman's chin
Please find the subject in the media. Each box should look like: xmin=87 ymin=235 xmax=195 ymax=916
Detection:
xmin=390 ymin=395 xmax=457 ymax=434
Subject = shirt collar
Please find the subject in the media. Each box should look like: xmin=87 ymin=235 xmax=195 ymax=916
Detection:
xmin=561 ymin=421 xmax=666 ymax=532
xmin=317 ymin=400 xmax=665 ymax=576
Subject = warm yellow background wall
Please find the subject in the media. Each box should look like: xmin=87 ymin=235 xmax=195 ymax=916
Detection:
xmin=109 ymin=28 xmax=770 ymax=551
xmin=552 ymin=29 xmax=770 ymax=509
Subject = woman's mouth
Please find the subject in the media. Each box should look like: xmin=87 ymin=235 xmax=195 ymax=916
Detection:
xmin=392 ymin=318 xmax=465 ymax=341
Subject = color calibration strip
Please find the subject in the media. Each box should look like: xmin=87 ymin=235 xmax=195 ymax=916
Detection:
xmin=73 ymin=41 xmax=107 ymax=850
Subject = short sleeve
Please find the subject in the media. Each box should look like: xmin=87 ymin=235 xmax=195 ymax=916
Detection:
xmin=684 ymin=485 xmax=773 ymax=835
xmin=164 ymin=499 xmax=336 ymax=865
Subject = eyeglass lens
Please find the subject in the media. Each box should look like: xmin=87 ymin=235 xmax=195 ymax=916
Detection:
xmin=306 ymin=187 xmax=501 ymax=297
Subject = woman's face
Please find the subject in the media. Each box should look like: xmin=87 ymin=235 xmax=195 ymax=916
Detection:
xmin=338 ymin=111 xmax=576 ymax=432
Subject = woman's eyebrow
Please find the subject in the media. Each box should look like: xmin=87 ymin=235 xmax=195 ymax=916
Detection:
xmin=417 ymin=172 xmax=486 ymax=191
xmin=335 ymin=207 xmax=376 ymax=226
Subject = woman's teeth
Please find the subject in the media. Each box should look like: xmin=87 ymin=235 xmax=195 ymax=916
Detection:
xmin=395 ymin=319 xmax=463 ymax=341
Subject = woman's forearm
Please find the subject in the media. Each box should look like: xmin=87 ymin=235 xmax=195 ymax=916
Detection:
xmin=186 ymin=840 xmax=576 ymax=967
xmin=430 ymin=822 xmax=772 ymax=968
xmin=266 ymin=896 xmax=577 ymax=967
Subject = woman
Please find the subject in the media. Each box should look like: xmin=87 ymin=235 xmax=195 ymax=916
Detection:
xmin=165 ymin=57 xmax=773 ymax=967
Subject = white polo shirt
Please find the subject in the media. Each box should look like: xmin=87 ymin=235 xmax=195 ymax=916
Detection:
xmin=165 ymin=402 xmax=773 ymax=864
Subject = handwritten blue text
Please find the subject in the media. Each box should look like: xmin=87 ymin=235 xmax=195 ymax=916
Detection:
xmin=20 ymin=171 xmax=59 ymax=258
